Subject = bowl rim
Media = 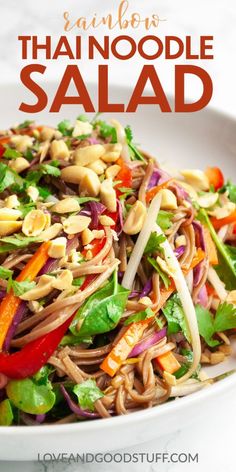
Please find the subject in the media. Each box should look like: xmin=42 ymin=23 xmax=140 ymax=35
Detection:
xmin=0 ymin=81 xmax=236 ymax=435
xmin=1 ymin=372 xmax=235 ymax=435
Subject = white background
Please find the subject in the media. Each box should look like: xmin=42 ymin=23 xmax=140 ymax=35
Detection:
xmin=0 ymin=0 xmax=236 ymax=471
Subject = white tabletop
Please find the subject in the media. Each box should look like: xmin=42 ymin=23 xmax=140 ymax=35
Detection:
xmin=0 ymin=0 xmax=236 ymax=470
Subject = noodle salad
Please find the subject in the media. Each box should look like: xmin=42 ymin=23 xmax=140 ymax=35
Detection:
xmin=0 ymin=116 xmax=235 ymax=426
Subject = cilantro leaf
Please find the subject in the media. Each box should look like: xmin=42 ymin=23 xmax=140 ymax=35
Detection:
xmin=147 ymin=256 xmax=171 ymax=289
xmin=73 ymin=379 xmax=104 ymax=411
xmin=144 ymin=232 xmax=166 ymax=255
xmin=16 ymin=120 xmax=34 ymax=130
xmin=72 ymin=277 xmax=85 ymax=287
xmin=96 ymin=121 xmax=117 ymax=143
xmin=8 ymin=279 xmax=36 ymax=296
xmin=195 ymin=302 xmax=236 ymax=347
xmin=76 ymin=114 xmax=88 ymax=122
xmin=0 ymin=234 xmax=38 ymax=249
xmin=156 ymin=211 xmax=174 ymax=231
xmin=214 ymin=302 xmax=236 ymax=331
xmin=162 ymin=293 xmax=191 ymax=342
xmin=219 ymin=180 xmax=236 ymax=203
xmin=195 ymin=304 xmax=220 ymax=347
xmin=25 ymin=170 xmax=42 ymax=186
xmin=57 ymin=120 xmax=73 ymax=136
xmin=198 ymin=209 xmax=236 ymax=289
xmin=41 ymin=163 xmax=61 ymax=177
xmin=17 ymin=202 xmax=36 ymax=218
xmin=124 ymin=307 xmax=154 ymax=326
xmin=3 ymin=148 xmax=21 ymax=159
xmin=124 ymin=125 xmax=145 ymax=162
xmin=0 ymin=163 xmax=19 ymax=193
xmin=0 ymin=266 xmax=13 ymax=280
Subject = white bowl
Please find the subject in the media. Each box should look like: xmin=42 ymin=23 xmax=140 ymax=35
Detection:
xmin=0 ymin=82 xmax=236 ymax=461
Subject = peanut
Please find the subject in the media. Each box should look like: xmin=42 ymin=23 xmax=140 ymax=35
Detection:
xmin=63 ymin=215 xmax=91 ymax=235
xmin=101 ymin=143 xmax=122 ymax=163
xmin=50 ymin=139 xmax=69 ymax=160
xmin=73 ymin=144 xmax=104 ymax=166
xmin=100 ymin=179 xmax=117 ymax=212
xmin=9 ymin=157 xmax=30 ymax=173
xmin=51 ymin=198 xmax=80 ymax=214
xmin=123 ymin=200 xmax=146 ymax=235
xmin=22 ymin=209 xmax=48 ymax=237
xmin=79 ymin=170 xmax=101 ymax=197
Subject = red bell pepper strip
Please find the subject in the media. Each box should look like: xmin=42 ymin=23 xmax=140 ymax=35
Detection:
xmin=205 ymin=167 xmax=224 ymax=191
xmin=210 ymin=210 xmax=236 ymax=230
xmin=0 ymin=137 xmax=10 ymax=158
xmin=0 ymin=316 xmax=73 ymax=379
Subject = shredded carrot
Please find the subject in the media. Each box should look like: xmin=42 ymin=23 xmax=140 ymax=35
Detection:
xmin=203 ymin=227 xmax=218 ymax=265
xmin=155 ymin=351 xmax=181 ymax=374
xmin=186 ymin=248 xmax=205 ymax=272
xmin=101 ymin=247 xmax=206 ymax=377
xmin=210 ymin=210 xmax=236 ymax=230
xmin=100 ymin=320 xmax=149 ymax=377
xmin=146 ymin=179 xmax=173 ymax=203
xmin=0 ymin=241 xmax=50 ymax=349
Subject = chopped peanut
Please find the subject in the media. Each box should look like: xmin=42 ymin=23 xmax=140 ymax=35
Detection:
xmin=27 ymin=186 xmax=39 ymax=202
xmin=10 ymin=135 xmax=33 ymax=152
xmin=4 ymin=195 xmax=20 ymax=209
xmin=50 ymin=139 xmax=69 ymax=160
xmin=123 ymin=200 xmax=146 ymax=235
xmin=100 ymin=179 xmax=117 ymax=212
xmin=81 ymin=228 xmax=94 ymax=246
xmin=72 ymin=120 xmax=93 ymax=138
xmin=48 ymin=237 xmax=67 ymax=258
xmin=63 ymin=215 xmax=91 ymax=235
xmin=99 ymin=215 xmax=115 ymax=226
xmin=9 ymin=157 xmax=30 ymax=173
xmin=105 ymin=164 xmax=121 ymax=179
xmin=73 ymin=144 xmax=105 ymax=166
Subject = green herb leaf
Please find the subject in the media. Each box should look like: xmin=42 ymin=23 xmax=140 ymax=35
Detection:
xmin=70 ymin=271 xmax=130 ymax=337
xmin=16 ymin=120 xmax=34 ymax=130
xmin=72 ymin=277 xmax=85 ymax=287
xmin=156 ymin=211 xmax=174 ymax=231
xmin=218 ymin=180 xmax=236 ymax=203
xmin=18 ymin=201 xmax=36 ymax=217
xmin=3 ymin=147 xmax=21 ymax=159
xmin=197 ymin=209 xmax=236 ymax=289
xmin=77 ymin=114 xmax=88 ymax=122
xmin=41 ymin=162 xmax=61 ymax=177
xmin=0 ymin=163 xmax=20 ymax=193
xmin=0 ymin=399 xmax=14 ymax=426
xmin=25 ymin=170 xmax=42 ymax=186
xmin=73 ymin=379 xmax=104 ymax=412
xmin=124 ymin=307 xmax=154 ymax=326
xmin=0 ymin=266 xmax=13 ymax=280
xmin=124 ymin=125 xmax=145 ymax=162
xmin=195 ymin=304 xmax=220 ymax=347
xmin=8 ymin=279 xmax=36 ymax=296
xmin=57 ymin=119 xmax=73 ymax=136
xmin=97 ymin=121 xmax=117 ymax=143
xmin=75 ymin=197 xmax=99 ymax=204
xmin=60 ymin=334 xmax=92 ymax=346
xmin=6 ymin=375 xmax=55 ymax=415
xmin=162 ymin=293 xmax=191 ymax=342
xmin=147 ymin=256 xmax=171 ymax=289
xmin=0 ymin=234 xmax=38 ymax=248
xmin=214 ymin=302 xmax=236 ymax=331
xmin=144 ymin=232 xmax=166 ymax=255
xmin=196 ymin=302 xmax=236 ymax=347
